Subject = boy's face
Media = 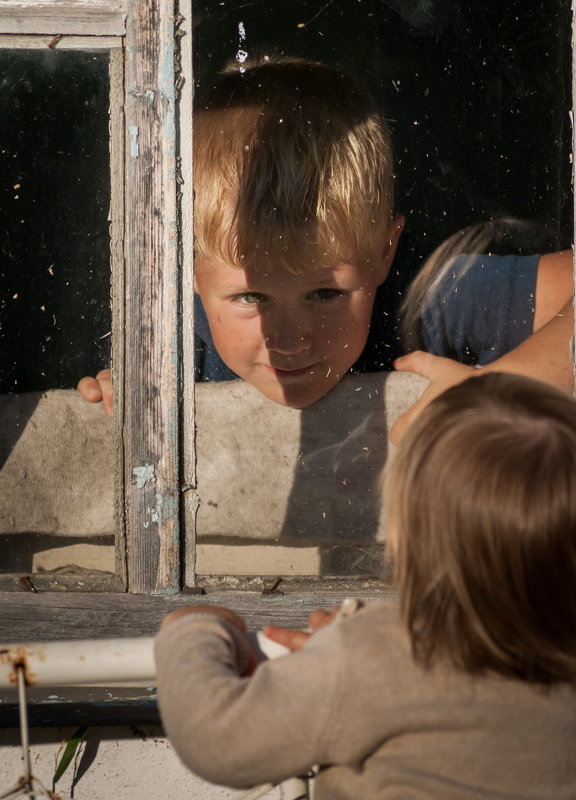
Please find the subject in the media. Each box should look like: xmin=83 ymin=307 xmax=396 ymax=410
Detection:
xmin=195 ymin=221 xmax=402 ymax=408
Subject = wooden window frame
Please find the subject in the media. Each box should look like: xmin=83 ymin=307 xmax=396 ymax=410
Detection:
xmin=0 ymin=1 xmax=573 ymax=648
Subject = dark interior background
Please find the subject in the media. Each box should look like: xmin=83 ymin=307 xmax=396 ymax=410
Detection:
xmin=0 ymin=0 xmax=572 ymax=392
xmin=194 ymin=0 xmax=573 ymax=248
xmin=0 ymin=50 xmax=111 ymax=393
xmin=0 ymin=48 xmax=110 ymax=392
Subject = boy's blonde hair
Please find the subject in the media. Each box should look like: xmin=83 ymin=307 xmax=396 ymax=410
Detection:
xmin=193 ymin=57 xmax=394 ymax=274
xmin=386 ymin=372 xmax=576 ymax=684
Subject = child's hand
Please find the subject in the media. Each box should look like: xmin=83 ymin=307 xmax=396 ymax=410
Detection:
xmin=77 ymin=368 xmax=114 ymax=417
xmin=263 ymin=606 xmax=342 ymax=652
xmin=391 ymin=351 xmax=473 ymax=444
xmin=160 ymin=605 xmax=259 ymax=675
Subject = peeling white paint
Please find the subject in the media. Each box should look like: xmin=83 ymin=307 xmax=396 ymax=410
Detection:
xmin=128 ymin=124 xmax=139 ymax=157
xmin=133 ymin=463 xmax=156 ymax=488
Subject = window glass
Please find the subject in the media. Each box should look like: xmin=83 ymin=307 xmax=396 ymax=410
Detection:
xmin=191 ymin=0 xmax=572 ymax=580
xmin=0 ymin=49 xmax=114 ymax=578
xmin=0 ymin=49 xmax=111 ymax=393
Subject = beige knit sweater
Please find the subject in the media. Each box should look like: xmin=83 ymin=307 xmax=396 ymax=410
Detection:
xmin=154 ymin=601 xmax=576 ymax=799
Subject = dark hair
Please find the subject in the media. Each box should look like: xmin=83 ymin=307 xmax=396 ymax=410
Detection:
xmin=386 ymin=372 xmax=576 ymax=684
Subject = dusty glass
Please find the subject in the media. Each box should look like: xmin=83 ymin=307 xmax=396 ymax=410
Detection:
xmin=191 ymin=0 xmax=573 ymax=579
xmin=0 ymin=49 xmax=113 ymax=577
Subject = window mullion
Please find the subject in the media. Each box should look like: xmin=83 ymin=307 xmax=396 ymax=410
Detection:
xmin=122 ymin=0 xmax=181 ymax=594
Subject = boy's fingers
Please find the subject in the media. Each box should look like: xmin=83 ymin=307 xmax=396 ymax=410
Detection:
xmin=96 ymin=369 xmax=114 ymax=417
xmin=96 ymin=368 xmax=113 ymax=382
xmin=262 ymin=626 xmax=311 ymax=652
xmin=77 ymin=376 xmax=103 ymax=402
xmin=77 ymin=369 xmax=114 ymax=417
xmin=394 ymin=350 xmax=473 ymax=384
xmin=391 ymin=352 xmax=473 ymax=444
xmin=393 ymin=350 xmax=441 ymax=379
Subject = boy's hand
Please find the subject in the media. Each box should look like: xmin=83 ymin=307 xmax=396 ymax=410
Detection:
xmin=391 ymin=351 xmax=473 ymax=444
xmin=160 ymin=605 xmax=259 ymax=675
xmin=392 ymin=301 xmax=575 ymax=444
xmin=77 ymin=368 xmax=114 ymax=417
xmin=263 ymin=606 xmax=342 ymax=652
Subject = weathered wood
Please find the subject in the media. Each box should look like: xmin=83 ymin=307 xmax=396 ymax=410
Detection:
xmin=0 ymin=585 xmax=400 ymax=725
xmin=0 ymin=33 xmax=121 ymax=48
xmin=122 ymin=0 xmax=181 ymax=593
xmin=110 ymin=46 xmax=127 ymax=587
xmin=0 ymin=584 xmax=398 ymax=641
xmin=0 ymin=573 xmax=124 ymax=593
xmin=178 ymin=0 xmax=197 ymax=588
xmin=0 ymin=0 xmax=127 ymax=36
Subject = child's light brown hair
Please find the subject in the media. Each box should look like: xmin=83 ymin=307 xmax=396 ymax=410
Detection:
xmin=386 ymin=372 xmax=576 ymax=684
xmin=193 ymin=57 xmax=395 ymax=274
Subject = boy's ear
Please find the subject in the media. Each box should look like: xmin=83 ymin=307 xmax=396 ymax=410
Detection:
xmin=378 ymin=215 xmax=405 ymax=283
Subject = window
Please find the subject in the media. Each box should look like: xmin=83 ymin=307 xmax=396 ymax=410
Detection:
xmin=0 ymin=0 xmax=186 ymax=595
xmin=0 ymin=0 xmax=573 ymax=625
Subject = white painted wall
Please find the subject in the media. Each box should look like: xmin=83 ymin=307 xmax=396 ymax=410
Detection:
xmin=0 ymin=727 xmax=283 ymax=800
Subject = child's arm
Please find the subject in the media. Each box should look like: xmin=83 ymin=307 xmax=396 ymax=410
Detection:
xmin=391 ymin=297 xmax=574 ymax=443
xmin=77 ymin=368 xmax=113 ymax=416
xmin=532 ymin=251 xmax=573 ymax=332
xmin=154 ymin=605 xmax=349 ymax=789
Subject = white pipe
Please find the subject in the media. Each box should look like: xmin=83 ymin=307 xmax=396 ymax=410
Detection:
xmin=0 ymin=635 xmax=309 ymax=799
xmin=0 ymin=632 xmax=287 ymax=688
xmin=0 ymin=637 xmax=156 ymax=687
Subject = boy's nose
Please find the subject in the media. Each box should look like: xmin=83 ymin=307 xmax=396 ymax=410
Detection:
xmin=265 ymin=325 xmax=311 ymax=355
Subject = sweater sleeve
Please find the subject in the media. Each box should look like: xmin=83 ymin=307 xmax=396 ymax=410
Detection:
xmin=154 ymin=613 xmax=344 ymax=789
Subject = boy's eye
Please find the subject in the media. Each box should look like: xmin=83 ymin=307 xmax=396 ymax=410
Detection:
xmin=311 ymin=288 xmax=343 ymax=301
xmin=234 ymin=292 xmax=267 ymax=304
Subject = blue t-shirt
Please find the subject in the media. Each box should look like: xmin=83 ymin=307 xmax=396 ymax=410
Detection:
xmin=419 ymin=253 xmax=538 ymax=366
xmin=193 ymin=245 xmax=539 ymax=380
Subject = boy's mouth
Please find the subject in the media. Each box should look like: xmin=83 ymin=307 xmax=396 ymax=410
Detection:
xmin=265 ymin=364 xmax=316 ymax=379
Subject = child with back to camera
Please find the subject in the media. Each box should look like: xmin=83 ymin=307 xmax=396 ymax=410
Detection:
xmin=155 ymin=372 xmax=576 ymax=799
xmin=78 ymin=57 xmax=573 ymax=427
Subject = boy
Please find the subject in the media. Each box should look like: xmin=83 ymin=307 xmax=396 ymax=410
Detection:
xmin=79 ymin=58 xmax=573 ymax=424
